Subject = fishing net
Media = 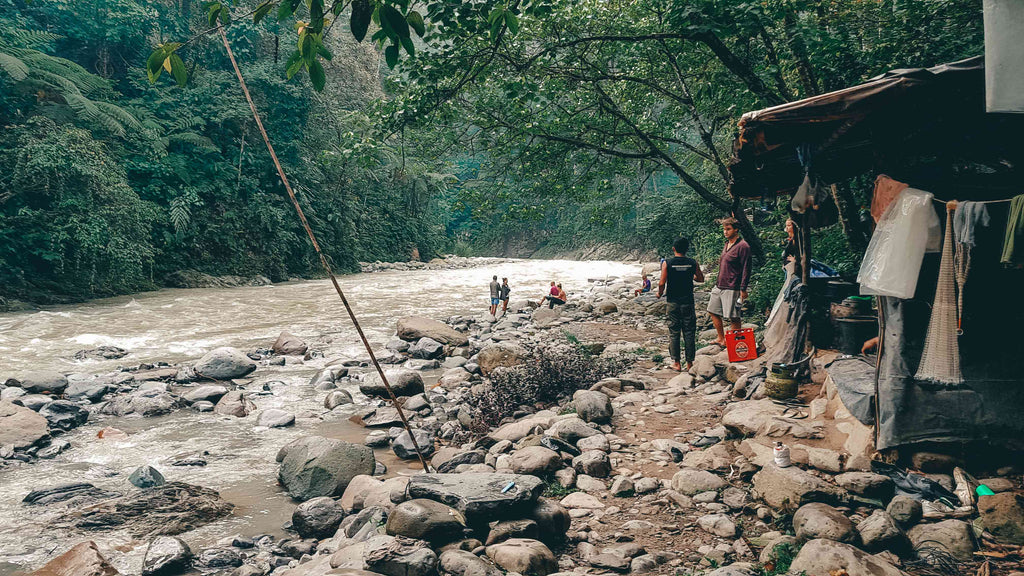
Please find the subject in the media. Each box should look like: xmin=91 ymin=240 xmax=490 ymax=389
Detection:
xmin=916 ymin=207 xmax=963 ymax=385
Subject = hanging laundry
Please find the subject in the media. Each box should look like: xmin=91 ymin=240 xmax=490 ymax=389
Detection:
xmin=1000 ymin=194 xmax=1024 ymax=266
xmin=916 ymin=206 xmax=962 ymax=385
xmin=952 ymin=201 xmax=991 ymax=246
xmin=858 ymin=188 xmax=941 ymax=299
xmin=870 ymin=174 xmax=909 ymax=223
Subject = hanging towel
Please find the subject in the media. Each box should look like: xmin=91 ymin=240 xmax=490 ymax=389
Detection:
xmin=952 ymin=201 xmax=990 ymax=246
xmin=916 ymin=207 xmax=962 ymax=385
xmin=1000 ymin=195 xmax=1024 ymax=266
xmin=859 ymin=188 xmax=942 ymax=300
xmin=870 ymin=174 xmax=909 ymax=223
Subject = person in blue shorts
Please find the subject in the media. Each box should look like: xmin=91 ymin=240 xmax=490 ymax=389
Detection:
xmin=489 ymin=275 xmax=501 ymax=317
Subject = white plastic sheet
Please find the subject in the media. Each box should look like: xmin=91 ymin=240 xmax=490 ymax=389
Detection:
xmin=858 ymin=188 xmax=941 ymax=299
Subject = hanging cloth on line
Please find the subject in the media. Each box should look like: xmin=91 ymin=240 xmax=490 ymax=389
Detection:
xmin=858 ymin=188 xmax=941 ymax=300
xmin=870 ymin=174 xmax=909 ymax=223
xmin=952 ymin=201 xmax=990 ymax=333
xmin=916 ymin=206 xmax=963 ymax=385
xmin=1000 ymin=194 xmax=1024 ymax=267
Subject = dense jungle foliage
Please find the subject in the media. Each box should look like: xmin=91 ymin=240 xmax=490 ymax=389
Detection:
xmin=1 ymin=0 xmax=986 ymax=310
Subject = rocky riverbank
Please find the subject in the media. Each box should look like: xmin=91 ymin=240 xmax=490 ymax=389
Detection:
xmin=359 ymin=256 xmax=516 ymax=273
xmin=3 ymin=272 xmax=1023 ymax=576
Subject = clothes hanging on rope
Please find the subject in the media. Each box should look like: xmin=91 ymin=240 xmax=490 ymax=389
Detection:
xmin=870 ymin=174 xmax=909 ymax=223
xmin=952 ymin=201 xmax=991 ymax=246
xmin=1000 ymin=194 xmax=1024 ymax=267
xmin=915 ymin=205 xmax=963 ymax=385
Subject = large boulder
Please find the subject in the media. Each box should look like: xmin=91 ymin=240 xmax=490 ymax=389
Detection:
xmin=64 ymin=381 xmax=112 ymax=403
xmin=572 ymin=451 xmax=611 ymax=478
xmin=182 ymin=385 xmax=229 ymax=404
xmin=397 ymin=317 xmax=469 ymax=346
xmin=18 ymin=371 xmax=68 ymax=394
xmin=100 ymin=389 xmax=179 ymax=417
xmin=39 ymin=400 xmax=89 ymax=431
xmin=907 ymin=519 xmax=975 ymax=561
xmin=213 ymin=391 xmax=255 ymax=417
xmin=273 ymin=331 xmax=308 ymax=355
xmin=142 ymin=536 xmax=192 ymax=576
xmin=30 ymin=541 xmax=119 ymax=576
xmin=509 ymin=446 xmax=562 ymax=476
xmin=69 ymin=482 xmax=232 ymax=538
xmin=524 ymin=498 xmax=570 ymax=544
xmin=856 ymin=510 xmax=907 ymax=552
xmin=257 ymin=408 xmax=295 ymax=428
xmin=129 ymin=466 xmax=166 ymax=489
xmin=0 ymin=400 xmax=50 ymax=449
xmin=793 ymin=503 xmax=857 ymax=543
xmin=788 ymin=539 xmax=907 ymax=576
xmin=671 ymin=468 xmax=727 ymax=495
xmin=392 ymin=428 xmax=436 ymax=460
xmin=192 ymin=347 xmax=256 ymax=380
xmin=406 ymin=473 xmax=544 ymax=526
xmin=340 ymin=475 xmax=410 ymax=513
xmin=485 ymin=538 xmax=557 ymax=576
xmin=572 ymin=390 xmax=612 ymax=424
xmin=360 ymin=370 xmax=424 ymax=398
xmin=292 ymin=496 xmax=346 ymax=538
xmin=278 ymin=436 xmax=376 ymax=501
xmin=409 ymin=337 xmax=445 ymax=360
xmin=386 ymin=498 xmax=467 ymax=543
xmin=834 ymin=472 xmax=894 ymax=500
xmin=363 ymin=535 xmax=438 ymax=576
xmin=751 ymin=464 xmax=843 ymax=511
xmin=546 ymin=417 xmax=599 ymax=444
xmin=477 ymin=343 xmax=527 ymax=375
xmin=978 ymin=492 xmax=1024 ymax=545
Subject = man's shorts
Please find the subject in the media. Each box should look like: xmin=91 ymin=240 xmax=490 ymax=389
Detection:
xmin=708 ymin=286 xmax=742 ymax=320
xmin=491 ymin=298 xmax=501 ymax=305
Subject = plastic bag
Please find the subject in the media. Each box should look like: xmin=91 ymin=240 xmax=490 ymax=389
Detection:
xmin=858 ymin=188 xmax=941 ymax=299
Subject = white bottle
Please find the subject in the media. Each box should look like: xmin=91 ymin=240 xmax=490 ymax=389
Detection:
xmin=773 ymin=442 xmax=791 ymax=468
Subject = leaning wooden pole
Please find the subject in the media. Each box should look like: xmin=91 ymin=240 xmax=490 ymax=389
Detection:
xmin=217 ymin=27 xmax=433 ymax=472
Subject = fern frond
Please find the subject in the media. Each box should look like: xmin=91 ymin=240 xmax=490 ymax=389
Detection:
xmin=21 ymin=51 xmax=109 ymax=93
xmin=167 ymin=132 xmax=218 ymax=152
xmin=0 ymin=28 xmax=63 ymax=49
xmin=64 ymin=93 xmax=126 ymax=137
xmin=0 ymin=51 xmax=29 ymax=81
xmin=169 ymin=197 xmax=192 ymax=234
xmin=94 ymin=101 xmax=143 ymax=131
xmin=28 ymin=67 xmax=84 ymax=95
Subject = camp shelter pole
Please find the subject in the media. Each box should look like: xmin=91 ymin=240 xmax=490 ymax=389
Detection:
xmin=216 ymin=27 xmax=433 ymax=472
xmin=800 ymin=212 xmax=811 ymax=286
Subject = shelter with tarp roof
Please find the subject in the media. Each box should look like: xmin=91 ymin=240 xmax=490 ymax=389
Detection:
xmin=728 ymin=56 xmax=1024 ymax=455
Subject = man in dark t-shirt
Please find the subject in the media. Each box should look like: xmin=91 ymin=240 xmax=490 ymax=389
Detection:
xmin=658 ymin=237 xmax=705 ymax=371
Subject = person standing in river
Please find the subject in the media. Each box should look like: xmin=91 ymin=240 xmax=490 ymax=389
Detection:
xmin=499 ymin=277 xmax=511 ymax=314
xmin=658 ymin=237 xmax=704 ymax=371
xmin=709 ymin=217 xmax=752 ymax=346
xmin=488 ymin=275 xmax=501 ymax=318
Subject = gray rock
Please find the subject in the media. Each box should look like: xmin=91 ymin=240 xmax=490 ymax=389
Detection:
xmin=0 ymin=387 xmax=26 ymax=401
xmin=885 ymin=495 xmax=922 ymax=527
xmin=15 ymin=394 xmax=51 ymax=411
xmin=485 ymin=538 xmax=557 ymax=576
xmin=698 ymin=513 xmax=737 ymax=537
xmin=365 ymin=430 xmax=389 ymax=448
xmin=440 ymin=549 xmax=502 ymax=576
xmin=278 ymin=436 xmax=376 ymax=501
xmin=610 ymin=477 xmax=634 ymax=497
xmin=751 ymin=463 xmax=843 ymax=511
xmin=195 ymin=547 xmax=242 ymax=569
xmin=524 ymin=498 xmax=570 ymax=544
xmin=572 ymin=390 xmax=612 ymax=424
xmin=142 ymin=536 xmax=192 ymax=575
xmin=257 ymin=409 xmax=295 ymax=428
xmin=406 ymin=473 xmax=544 ymax=526
xmin=397 ymin=316 xmax=469 ymax=346
xmin=835 ymin=472 xmax=894 ymax=500
xmin=101 ymin=389 xmax=179 ymax=417
xmin=789 ymin=538 xmax=907 ymax=576
xmin=485 ymin=519 xmax=539 ymax=545
xmin=214 ymin=391 xmax=255 ymax=417
xmin=129 ymin=466 xmax=166 ymax=488
xmin=392 ymin=428 xmax=435 ymax=460
xmin=793 ymin=503 xmax=857 ymax=543
xmin=64 ymin=381 xmax=111 ymax=403
xmin=292 ymin=496 xmax=346 ymax=538
xmin=29 ymin=541 xmax=120 ymax=576
xmin=907 ymin=519 xmax=975 ymax=561
xmin=978 ymin=492 xmax=1024 ymax=545
xmin=39 ymin=400 xmax=89 ymax=431
xmin=325 ymin=389 xmax=354 ymax=410
xmin=182 ymin=385 xmax=229 ymax=404
xmin=572 ymin=451 xmax=611 ymax=478
xmin=363 ymin=535 xmax=438 ymax=576
xmin=192 ymin=401 xmax=214 ymax=412
xmin=476 ymin=343 xmax=527 ymax=375
xmin=576 ymin=434 xmax=610 ymax=452
xmin=273 ymin=331 xmax=308 ymax=355
xmin=387 ymin=338 xmax=411 ymax=352
xmin=193 ymin=347 xmax=256 ymax=380
xmin=360 ymin=370 xmax=425 ymax=398
xmin=0 ymin=400 xmax=49 ymax=449
xmin=18 ymin=371 xmax=68 ymax=394
xmin=409 ymin=337 xmax=445 ymax=359
xmin=509 ymin=446 xmax=562 ymax=476
xmin=856 ymin=510 xmax=906 ymax=552
xmin=634 ymin=477 xmax=660 ymax=495
xmin=704 ymin=564 xmax=756 ymax=576
xmin=546 ymin=418 xmax=598 ymax=444
xmin=721 ymin=487 xmax=749 ymax=510
xmin=670 ymin=468 xmax=726 ymax=495
xmin=386 ymin=498 xmax=467 ymax=543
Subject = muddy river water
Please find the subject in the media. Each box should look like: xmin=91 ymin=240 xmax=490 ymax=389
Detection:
xmin=0 ymin=259 xmax=638 ymax=574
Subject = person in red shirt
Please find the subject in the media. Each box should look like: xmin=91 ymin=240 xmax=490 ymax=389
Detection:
xmin=709 ymin=217 xmax=752 ymax=346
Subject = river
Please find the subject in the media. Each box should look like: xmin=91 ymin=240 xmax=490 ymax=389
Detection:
xmin=0 ymin=259 xmax=639 ymax=574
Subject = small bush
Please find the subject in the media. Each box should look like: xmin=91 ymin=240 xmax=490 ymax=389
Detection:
xmin=474 ymin=343 xmax=628 ymax=427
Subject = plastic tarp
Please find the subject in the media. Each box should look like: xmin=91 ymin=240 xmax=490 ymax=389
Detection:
xmin=875 ymin=201 xmax=1024 ymax=450
xmin=824 ymin=356 xmax=876 ymax=426
xmin=858 ymin=188 xmax=941 ymax=299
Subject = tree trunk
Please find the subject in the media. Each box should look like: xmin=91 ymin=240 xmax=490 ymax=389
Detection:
xmin=830 ymin=183 xmax=868 ymax=252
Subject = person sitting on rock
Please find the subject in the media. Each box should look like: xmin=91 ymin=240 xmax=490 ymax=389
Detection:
xmin=544 ymin=283 xmax=568 ymax=309
xmin=634 ymin=274 xmax=652 ymax=296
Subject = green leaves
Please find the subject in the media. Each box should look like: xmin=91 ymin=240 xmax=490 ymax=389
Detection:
xmin=253 ymin=1 xmax=274 ymax=24
xmin=308 ymin=58 xmax=326 ymax=91
xmin=203 ymin=1 xmax=230 ymax=26
xmin=350 ymin=0 xmax=372 ymax=42
xmin=146 ymin=43 xmax=185 ymax=86
xmin=384 ymin=44 xmax=399 ymax=68
xmin=407 ymin=11 xmax=425 ymax=37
